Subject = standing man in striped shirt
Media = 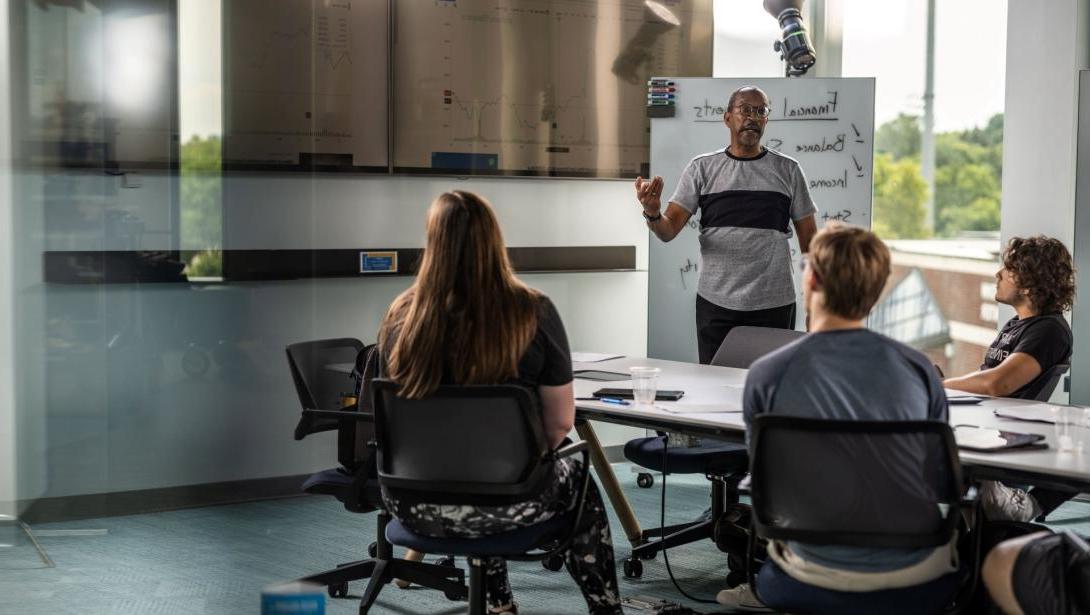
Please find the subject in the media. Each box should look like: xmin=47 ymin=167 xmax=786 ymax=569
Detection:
xmin=636 ymin=85 xmax=819 ymax=363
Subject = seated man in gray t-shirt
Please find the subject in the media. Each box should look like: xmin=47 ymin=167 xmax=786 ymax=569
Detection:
xmin=716 ymin=223 xmax=951 ymax=612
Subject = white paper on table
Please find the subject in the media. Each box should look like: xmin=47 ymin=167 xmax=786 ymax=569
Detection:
xmin=571 ymin=352 xmax=624 ymax=363
xmin=993 ymin=403 xmax=1057 ymax=424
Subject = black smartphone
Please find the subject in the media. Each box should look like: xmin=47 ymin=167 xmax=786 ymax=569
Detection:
xmin=593 ymin=388 xmax=685 ymax=401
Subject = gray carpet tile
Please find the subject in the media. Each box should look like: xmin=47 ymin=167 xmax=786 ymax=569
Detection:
xmin=3 ymin=464 xmax=1089 ymax=615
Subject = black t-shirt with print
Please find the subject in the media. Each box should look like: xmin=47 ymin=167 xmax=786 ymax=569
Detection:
xmin=982 ymin=313 xmax=1072 ymax=399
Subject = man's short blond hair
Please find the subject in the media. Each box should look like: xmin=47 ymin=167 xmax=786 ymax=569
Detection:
xmin=808 ymin=223 xmax=891 ymax=320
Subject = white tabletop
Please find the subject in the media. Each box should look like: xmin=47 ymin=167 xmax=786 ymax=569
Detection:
xmin=574 ymin=356 xmax=1090 ymax=490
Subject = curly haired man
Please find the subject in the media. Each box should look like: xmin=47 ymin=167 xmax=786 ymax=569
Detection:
xmin=945 ymin=235 xmax=1076 ymax=522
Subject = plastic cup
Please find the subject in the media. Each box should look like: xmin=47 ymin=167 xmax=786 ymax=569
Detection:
xmin=1076 ymin=407 xmax=1090 ymax=454
xmin=1052 ymin=406 xmax=1083 ymax=452
xmin=629 ymin=366 xmax=661 ymax=405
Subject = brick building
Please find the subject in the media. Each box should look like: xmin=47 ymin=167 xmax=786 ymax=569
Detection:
xmin=868 ymin=238 xmax=1002 ymax=377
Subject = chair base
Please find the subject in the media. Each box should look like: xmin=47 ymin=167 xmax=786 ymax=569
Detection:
xmin=623 ymin=474 xmax=746 ymax=581
xmin=297 ymin=512 xmax=468 ymax=613
xmin=357 ymin=557 xmax=467 ymax=613
xmin=301 ymin=558 xmax=377 ymax=598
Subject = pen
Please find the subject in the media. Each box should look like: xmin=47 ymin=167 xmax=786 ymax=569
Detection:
xmin=597 ymin=397 xmax=631 ymax=406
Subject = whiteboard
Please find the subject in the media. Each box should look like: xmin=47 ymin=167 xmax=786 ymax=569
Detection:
xmin=648 ymin=77 xmax=875 ymax=362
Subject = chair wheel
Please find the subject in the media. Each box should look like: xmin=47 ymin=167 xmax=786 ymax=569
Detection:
xmin=435 ymin=556 xmax=456 ymax=568
xmin=636 ymin=473 xmax=654 ymax=488
xmin=367 ymin=541 xmax=378 ymax=558
xmin=445 ymin=588 xmax=467 ymax=601
xmin=328 ymin=581 xmax=349 ymax=598
xmin=541 ymin=554 xmax=565 ymax=572
xmin=622 ymin=557 xmax=643 ymax=579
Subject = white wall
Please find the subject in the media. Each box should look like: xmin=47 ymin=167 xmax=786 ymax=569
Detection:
xmin=1002 ymin=0 xmax=1090 ymax=403
xmin=12 ymin=170 xmax=649 ymax=500
xmin=1072 ymin=71 xmax=1090 ymax=406
xmin=0 ymin=0 xmax=16 ymax=518
xmin=1001 ymin=0 xmax=1089 ymax=247
xmin=221 ymin=173 xmax=651 ymax=453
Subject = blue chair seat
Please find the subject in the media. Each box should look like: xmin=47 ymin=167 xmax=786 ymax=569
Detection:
xmin=623 ymin=436 xmax=748 ymax=475
xmin=386 ymin=513 xmax=573 ymax=557
xmin=302 ymin=468 xmax=381 ymax=507
xmin=302 ymin=467 xmax=353 ymax=494
xmin=755 ymin=558 xmax=962 ymax=615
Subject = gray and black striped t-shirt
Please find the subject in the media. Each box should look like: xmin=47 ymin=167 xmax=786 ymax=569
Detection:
xmin=670 ymin=147 xmax=817 ymax=311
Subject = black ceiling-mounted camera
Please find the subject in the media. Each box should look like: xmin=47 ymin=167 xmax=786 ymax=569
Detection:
xmin=764 ymin=0 xmax=817 ymax=77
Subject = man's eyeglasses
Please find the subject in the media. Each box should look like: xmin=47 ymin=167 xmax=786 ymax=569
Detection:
xmin=732 ymin=104 xmax=771 ymax=119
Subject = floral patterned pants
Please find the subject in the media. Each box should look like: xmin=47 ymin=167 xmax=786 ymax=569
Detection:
xmin=384 ymin=456 xmax=622 ymax=614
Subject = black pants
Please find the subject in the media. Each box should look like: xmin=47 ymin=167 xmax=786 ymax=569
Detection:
xmin=695 ymin=295 xmax=797 ymax=365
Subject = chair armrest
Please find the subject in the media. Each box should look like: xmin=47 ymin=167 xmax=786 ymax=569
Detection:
xmin=554 ymin=440 xmax=588 ymax=460
xmin=509 ymin=442 xmax=592 ymax=563
xmin=302 ymin=409 xmax=375 ymax=423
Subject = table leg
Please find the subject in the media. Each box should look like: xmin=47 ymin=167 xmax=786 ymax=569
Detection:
xmin=576 ymin=420 xmax=644 ymax=547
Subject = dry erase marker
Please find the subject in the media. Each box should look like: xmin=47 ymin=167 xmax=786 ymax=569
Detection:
xmin=648 ymin=80 xmax=675 ymax=86
xmin=647 ymin=93 xmax=675 ymax=99
xmin=647 ymin=100 xmax=674 ymax=106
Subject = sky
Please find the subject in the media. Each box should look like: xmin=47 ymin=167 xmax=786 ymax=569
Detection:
xmin=180 ymin=0 xmax=1008 ymax=140
xmin=840 ymin=0 xmax=1007 ymax=133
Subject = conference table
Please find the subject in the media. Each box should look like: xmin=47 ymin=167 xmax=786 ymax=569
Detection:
xmin=325 ymin=355 xmax=1090 ymax=550
xmin=572 ymin=356 xmax=1090 ymax=549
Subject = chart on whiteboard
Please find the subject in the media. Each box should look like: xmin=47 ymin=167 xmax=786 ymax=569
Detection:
xmin=392 ymin=0 xmax=712 ymax=177
xmin=223 ymin=0 xmax=388 ymax=170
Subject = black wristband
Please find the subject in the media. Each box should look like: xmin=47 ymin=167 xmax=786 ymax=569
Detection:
xmin=643 ymin=210 xmax=662 ymax=223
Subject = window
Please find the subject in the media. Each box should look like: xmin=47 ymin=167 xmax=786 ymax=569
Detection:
xmin=842 ymin=0 xmax=1006 ymax=375
xmin=179 ymin=0 xmax=223 ymax=278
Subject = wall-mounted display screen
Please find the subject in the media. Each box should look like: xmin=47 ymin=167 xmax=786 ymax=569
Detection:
xmin=392 ymin=0 xmax=712 ymax=178
xmin=222 ymin=0 xmax=389 ymax=172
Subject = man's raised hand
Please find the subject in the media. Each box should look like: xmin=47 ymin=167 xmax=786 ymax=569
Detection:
xmin=634 ymin=175 xmax=665 ymax=215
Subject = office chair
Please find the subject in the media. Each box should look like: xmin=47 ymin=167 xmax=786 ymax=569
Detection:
xmin=285 ymin=340 xmax=466 ymax=608
xmin=745 ymin=415 xmax=981 ymax=615
xmin=620 ymin=326 xmax=803 ymax=580
xmin=1022 ymin=362 xmax=1070 ymax=402
xmin=372 ymin=379 xmax=593 ymax=615
xmin=708 ymin=325 xmax=806 ymax=369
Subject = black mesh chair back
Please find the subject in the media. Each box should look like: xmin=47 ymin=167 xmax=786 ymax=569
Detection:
xmin=749 ymin=415 xmax=962 ymax=548
xmin=372 ymin=378 xmax=552 ymax=506
xmin=1019 ymin=362 xmax=1070 ymax=401
xmin=711 ymin=326 xmax=805 ymax=369
xmin=286 ymin=338 xmax=369 ymax=472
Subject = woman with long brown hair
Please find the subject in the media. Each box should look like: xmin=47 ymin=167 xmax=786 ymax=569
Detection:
xmin=377 ymin=190 xmax=621 ymax=615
